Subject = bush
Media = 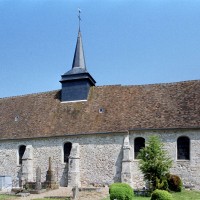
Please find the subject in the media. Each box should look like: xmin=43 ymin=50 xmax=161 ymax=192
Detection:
xmin=137 ymin=135 xmax=172 ymax=191
xmin=167 ymin=174 xmax=182 ymax=192
xmin=151 ymin=189 xmax=173 ymax=200
xmin=109 ymin=183 xmax=133 ymax=200
xmin=156 ymin=177 xmax=169 ymax=191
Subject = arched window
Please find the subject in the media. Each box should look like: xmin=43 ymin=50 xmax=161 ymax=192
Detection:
xmin=19 ymin=145 xmax=26 ymax=165
xmin=177 ymin=136 xmax=190 ymax=160
xmin=134 ymin=137 xmax=145 ymax=159
xmin=64 ymin=142 xmax=72 ymax=163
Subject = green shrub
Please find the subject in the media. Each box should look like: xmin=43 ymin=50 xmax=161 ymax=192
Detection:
xmin=109 ymin=182 xmax=133 ymax=200
xmin=156 ymin=177 xmax=169 ymax=191
xmin=151 ymin=189 xmax=173 ymax=200
xmin=167 ymin=174 xmax=182 ymax=192
xmin=137 ymin=135 xmax=172 ymax=191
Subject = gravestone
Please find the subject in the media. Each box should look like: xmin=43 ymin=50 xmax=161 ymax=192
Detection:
xmin=45 ymin=157 xmax=58 ymax=189
xmin=72 ymin=186 xmax=79 ymax=199
xmin=35 ymin=167 xmax=42 ymax=190
xmin=0 ymin=176 xmax=12 ymax=192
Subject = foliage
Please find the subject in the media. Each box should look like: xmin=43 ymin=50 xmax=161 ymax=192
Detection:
xmin=151 ymin=189 xmax=173 ymax=200
xmin=109 ymin=182 xmax=134 ymax=200
xmin=156 ymin=177 xmax=168 ymax=191
xmin=102 ymin=190 xmax=200 ymax=200
xmin=167 ymin=174 xmax=182 ymax=192
xmin=137 ymin=135 xmax=172 ymax=191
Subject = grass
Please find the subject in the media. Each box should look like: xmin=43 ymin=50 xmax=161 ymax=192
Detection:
xmin=101 ymin=190 xmax=200 ymax=200
xmin=0 ymin=194 xmax=16 ymax=200
xmin=33 ymin=199 xmax=69 ymax=200
xmin=172 ymin=190 xmax=200 ymax=200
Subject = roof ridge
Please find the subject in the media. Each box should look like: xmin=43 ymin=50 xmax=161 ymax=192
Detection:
xmin=0 ymin=89 xmax=60 ymax=100
xmin=95 ymin=79 xmax=200 ymax=88
xmin=1 ymin=79 xmax=199 ymax=100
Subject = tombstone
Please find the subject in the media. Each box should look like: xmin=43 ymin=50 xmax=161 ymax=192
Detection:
xmin=35 ymin=167 xmax=42 ymax=190
xmin=0 ymin=176 xmax=12 ymax=192
xmin=46 ymin=157 xmax=55 ymax=182
xmin=45 ymin=157 xmax=58 ymax=189
xmin=72 ymin=186 xmax=79 ymax=199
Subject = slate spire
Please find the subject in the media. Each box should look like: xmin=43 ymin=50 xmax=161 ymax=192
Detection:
xmin=71 ymin=28 xmax=86 ymax=70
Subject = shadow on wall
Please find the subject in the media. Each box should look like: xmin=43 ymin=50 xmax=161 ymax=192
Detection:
xmin=113 ymin=146 xmax=123 ymax=183
xmin=60 ymin=164 xmax=69 ymax=186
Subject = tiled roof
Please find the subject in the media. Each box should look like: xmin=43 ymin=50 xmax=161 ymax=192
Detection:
xmin=0 ymin=80 xmax=200 ymax=140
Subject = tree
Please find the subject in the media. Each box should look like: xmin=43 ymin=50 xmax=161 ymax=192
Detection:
xmin=137 ymin=135 xmax=172 ymax=191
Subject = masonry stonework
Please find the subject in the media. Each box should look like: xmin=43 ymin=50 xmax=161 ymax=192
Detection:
xmin=129 ymin=130 xmax=200 ymax=190
xmin=0 ymin=133 xmax=124 ymax=187
xmin=0 ymin=130 xmax=200 ymax=189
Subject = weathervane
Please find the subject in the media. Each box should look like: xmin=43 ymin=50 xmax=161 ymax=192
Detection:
xmin=78 ymin=8 xmax=81 ymax=30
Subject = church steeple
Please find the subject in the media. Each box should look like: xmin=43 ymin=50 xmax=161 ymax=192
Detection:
xmin=66 ymin=29 xmax=87 ymax=75
xmin=72 ymin=30 xmax=86 ymax=70
xmin=60 ymin=11 xmax=96 ymax=102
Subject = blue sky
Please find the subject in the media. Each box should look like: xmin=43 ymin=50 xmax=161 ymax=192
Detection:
xmin=0 ymin=0 xmax=200 ymax=98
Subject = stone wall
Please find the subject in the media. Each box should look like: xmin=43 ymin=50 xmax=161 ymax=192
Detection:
xmin=0 ymin=129 xmax=200 ymax=189
xmin=129 ymin=129 xmax=200 ymax=190
xmin=0 ymin=133 xmax=124 ymax=187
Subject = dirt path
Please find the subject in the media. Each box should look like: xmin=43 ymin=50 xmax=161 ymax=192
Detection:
xmin=17 ymin=187 xmax=71 ymax=200
xmin=16 ymin=187 xmax=109 ymax=200
xmin=78 ymin=188 xmax=109 ymax=200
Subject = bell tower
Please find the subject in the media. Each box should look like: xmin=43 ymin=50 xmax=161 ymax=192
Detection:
xmin=60 ymin=11 xmax=96 ymax=102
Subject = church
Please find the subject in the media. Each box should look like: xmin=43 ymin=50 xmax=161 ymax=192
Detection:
xmin=0 ymin=22 xmax=200 ymax=190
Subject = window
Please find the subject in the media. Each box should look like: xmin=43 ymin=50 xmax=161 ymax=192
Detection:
xmin=64 ymin=142 xmax=72 ymax=163
xmin=19 ymin=145 xmax=26 ymax=165
xmin=134 ymin=137 xmax=145 ymax=159
xmin=177 ymin=136 xmax=190 ymax=160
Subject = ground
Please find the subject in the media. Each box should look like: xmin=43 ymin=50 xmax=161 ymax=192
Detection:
xmin=16 ymin=187 xmax=109 ymax=200
xmin=2 ymin=187 xmax=200 ymax=200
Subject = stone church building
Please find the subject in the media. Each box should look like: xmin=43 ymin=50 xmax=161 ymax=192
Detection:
xmin=0 ymin=27 xmax=200 ymax=190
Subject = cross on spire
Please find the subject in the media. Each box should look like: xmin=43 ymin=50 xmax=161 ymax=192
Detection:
xmin=78 ymin=8 xmax=81 ymax=30
xmin=70 ymin=8 xmax=86 ymax=70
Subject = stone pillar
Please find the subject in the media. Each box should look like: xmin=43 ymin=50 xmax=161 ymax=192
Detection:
xmin=121 ymin=134 xmax=133 ymax=187
xmin=68 ymin=143 xmax=81 ymax=187
xmin=21 ymin=145 xmax=33 ymax=182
